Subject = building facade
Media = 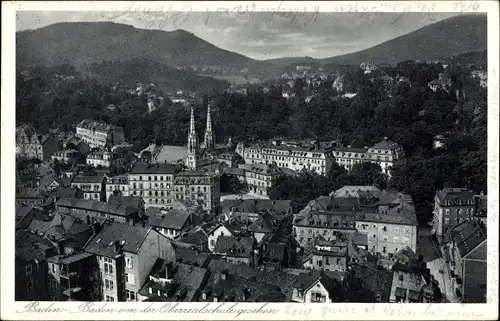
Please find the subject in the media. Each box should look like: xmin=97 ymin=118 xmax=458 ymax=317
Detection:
xmin=71 ymin=173 xmax=107 ymax=202
xmin=16 ymin=124 xmax=44 ymax=160
xmin=128 ymin=162 xmax=176 ymax=209
xmin=86 ymin=150 xmax=125 ymax=168
xmin=106 ymin=175 xmax=130 ymax=201
xmin=76 ymin=119 xmax=125 ymax=149
xmin=432 ymin=188 xmax=475 ymax=244
xmin=174 ymin=171 xmax=220 ymax=213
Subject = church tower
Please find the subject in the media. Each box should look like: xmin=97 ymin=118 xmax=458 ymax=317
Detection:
xmin=204 ymin=97 xmax=215 ymax=150
xmin=186 ymin=100 xmax=199 ymax=170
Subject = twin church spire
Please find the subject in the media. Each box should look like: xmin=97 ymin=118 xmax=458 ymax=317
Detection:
xmin=186 ymin=97 xmax=215 ymax=170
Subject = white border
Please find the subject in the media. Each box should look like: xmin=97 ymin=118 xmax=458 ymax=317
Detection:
xmin=2 ymin=1 xmax=499 ymax=320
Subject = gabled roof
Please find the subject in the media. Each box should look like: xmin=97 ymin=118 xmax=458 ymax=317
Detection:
xmin=108 ymin=195 xmax=143 ymax=210
xmin=131 ymin=162 xmax=176 ymax=174
xmin=213 ymin=236 xmax=255 ymax=258
xmin=294 ymin=271 xmax=339 ymax=295
xmin=149 ymin=209 xmax=191 ymax=230
xmin=436 ymin=188 xmax=474 ymax=204
xmin=84 ymin=222 xmax=152 ymax=257
xmin=57 ymin=198 xmax=138 ymax=217
xmin=71 ymin=173 xmax=106 ymax=184
xmin=450 ymin=220 xmax=487 ymax=258
xmin=221 ymin=199 xmax=293 ymax=215
xmin=175 ymin=247 xmax=213 ymax=267
xmin=369 ymin=139 xmax=400 ymax=151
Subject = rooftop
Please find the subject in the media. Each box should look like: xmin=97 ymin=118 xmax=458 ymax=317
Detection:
xmin=149 ymin=209 xmax=191 ymax=230
xmin=213 ymin=236 xmax=255 ymax=258
xmin=84 ymin=222 xmax=152 ymax=257
xmin=436 ymin=188 xmax=474 ymax=204
xmin=57 ymin=197 xmax=138 ymax=218
xmin=77 ymin=119 xmax=122 ymax=133
xmin=222 ymin=199 xmax=293 ymax=215
xmin=130 ymin=162 xmax=176 ymax=175
xmin=450 ymin=220 xmax=487 ymax=258
xmin=71 ymin=173 xmax=106 ymax=184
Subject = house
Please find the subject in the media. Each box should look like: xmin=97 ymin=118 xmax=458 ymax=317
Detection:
xmin=128 ymin=162 xmax=176 ymax=209
xmin=291 ymin=270 xmax=344 ymax=303
xmin=389 ymin=248 xmax=431 ymax=303
xmin=105 ymin=175 xmax=129 ymax=201
xmin=108 ymin=195 xmax=145 ymax=217
xmin=149 ymin=209 xmax=194 ymax=239
xmin=330 ymin=185 xmax=381 ymax=198
xmin=16 ymin=125 xmax=62 ymax=161
xmin=51 ymin=149 xmax=79 ymax=164
xmin=432 ymin=188 xmax=475 ymax=243
xmin=86 ymin=149 xmax=125 ymax=168
xmin=174 ymin=171 xmax=221 ymax=213
xmin=221 ymin=199 xmax=294 ymax=223
xmin=213 ymin=236 xmax=256 ymax=266
xmin=428 ymin=73 xmax=451 ymax=92
xmin=176 ymin=227 xmax=210 ymax=251
xmin=206 ymin=221 xmax=253 ymax=252
xmin=137 ymin=260 xmax=209 ymax=302
xmin=15 ymin=232 xmax=51 ymax=300
xmin=302 ymin=237 xmax=349 ymax=273
xmin=42 ymin=213 xmax=98 ymax=301
xmin=84 ymin=222 xmax=175 ymax=301
xmin=71 ymin=173 xmax=107 ymax=202
xmin=16 ymin=206 xmax=48 ymax=230
xmin=238 ymin=163 xmax=284 ymax=197
xmin=473 ymin=194 xmax=487 ymax=224
xmin=16 ymin=188 xmax=47 ymax=207
xmin=76 ymin=119 xmax=125 ymax=149
xmin=445 ymin=220 xmax=487 ymax=302
xmin=56 ymin=198 xmax=141 ymax=225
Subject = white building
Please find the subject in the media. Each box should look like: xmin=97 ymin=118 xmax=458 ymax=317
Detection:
xmin=76 ymin=120 xmax=125 ymax=149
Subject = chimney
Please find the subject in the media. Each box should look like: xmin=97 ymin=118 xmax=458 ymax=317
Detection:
xmin=142 ymin=220 xmax=146 ymax=228
xmin=221 ymin=269 xmax=229 ymax=280
xmin=165 ymin=261 xmax=174 ymax=280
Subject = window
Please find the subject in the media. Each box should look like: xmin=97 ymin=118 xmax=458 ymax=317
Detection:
xmin=383 ymin=247 xmax=386 ymax=253
xmin=27 ymin=281 xmax=34 ymax=293
xmin=126 ymin=290 xmax=136 ymax=301
xmin=51 ymin=263 xmax=56 ymax=273
xmin=105 ymin=279 xmax=114 ymax=291
xmin=336 ymin=258 xmax=341 ymax=264
xmin=399 ymin=274 xmax=404 ymax=281
xmin=373 ymin=234 xmax=376 ymax=239
xmin=104 ymin=258 xmax=114 ymax=274
xmin=317 ymin=260 xmax=323 ymax=267
xmin=25 ymin=265 xmax=32 ymax=277
xmin=125 ymin=273 xmax=136 ymax=285
xmin=105 ymin=295 xmax=115 ymax=302
xmin=383 ymin=226 xmax=387 ymax=232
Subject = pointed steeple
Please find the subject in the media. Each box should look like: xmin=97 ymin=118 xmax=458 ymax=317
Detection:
xmin=186 ymin=100 xmax=199 ymax=170
xmin=204 ymin=97 xmax=214 ymax=150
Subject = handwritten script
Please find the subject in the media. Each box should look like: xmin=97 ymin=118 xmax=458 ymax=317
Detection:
xmin=99 ymin=1 xmax=482 ymax=30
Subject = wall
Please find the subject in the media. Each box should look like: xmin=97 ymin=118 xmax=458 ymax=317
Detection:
xmin=356 ymin=221 xmax=417 ymax=256
xmin=207 ymin=225 xmax=232 ymax=252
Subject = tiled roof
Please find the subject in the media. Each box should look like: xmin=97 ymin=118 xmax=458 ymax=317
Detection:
xmin=332 ymin=186 xmax=381 ymax=198
xmin=450 ymin=220 xmax=487 ymax=258
xmin=77 ymin=119 xmax=121 ymax=133
xmin=28 ymin=219 xmax=52 ymax=235
xmin=57 ymin=198 xmax=138 ymax=217
xmin=149 ymin=210 xmax=191 ymax=230
xmin=108 ymin=195 xmax=143 ymax=210
xmin=369 ymin=139 xmax=400 ymax=150
xmin=213 ymin=236 xmax=255 ymax=258
xmin=221 ymin=199 xmax=293 ymax=215
xmin=16 ymin=230 xmax=43 ymax=248
xmin=16 ymin=188 xmax=46 ymax=199
xmin=84 ymin=222 xmax=152 ymax=257
xmin=294 ymin=270 xmax=339 ymax=295
xmin=203 ymin=259 xmax=286 ymax=302
xmin=130 ymin=162 xmax=176 ymax=174
xmin=223 ymin=167 xmax=245 ymax=176
xmin=239 ymin=163 xmax=283 ymax=175
xmin=436 ymin=188 xmax=474 ymax=204
xmin=175 ymin=247 xmax=213 ymax=267
xmin=138 ymin=259 xmax=208 ymax=302
xmin=16 ymin=244 xmax=47 ymax=263
xmin=177 ymin=228 xmax=209 ymax=249
xmin=71 ymin=173 xmax=106 ymax=184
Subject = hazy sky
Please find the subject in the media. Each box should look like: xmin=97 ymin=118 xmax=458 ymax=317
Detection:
xmin=16 ymin=11 xmax=462 ymax=60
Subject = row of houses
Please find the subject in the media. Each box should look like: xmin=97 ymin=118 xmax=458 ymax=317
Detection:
xmin=236 ymin=137 xmax=403 ymax=177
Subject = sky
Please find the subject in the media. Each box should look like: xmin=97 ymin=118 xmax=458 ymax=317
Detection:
xmin=16 ymin=11 xmax=462 ymax=60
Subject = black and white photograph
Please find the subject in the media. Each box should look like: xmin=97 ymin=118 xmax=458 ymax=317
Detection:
xmin=2 ymin=1 xmax=499 ymax=320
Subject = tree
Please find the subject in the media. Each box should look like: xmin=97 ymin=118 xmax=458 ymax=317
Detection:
xmin=348 ymin=163 xmax=387 ymax=190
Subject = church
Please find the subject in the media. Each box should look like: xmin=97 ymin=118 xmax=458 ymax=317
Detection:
xmin=185 ymin=98 xmax=236 ymax=172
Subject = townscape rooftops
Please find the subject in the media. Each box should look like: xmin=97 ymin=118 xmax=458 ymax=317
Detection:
xmin=57 ymin=197 xmax=138 ymax=217
xmin=436 ymin=188 xmax=474 ymax=204
xmin=350 ymin=265 xmax=394 ymax=301
xmin=332 ymin=185 xmax=381 ymax=198
xmin=108 ymin=195 xmax=143 ymax=209
xmin=294 ymin=270 xmax=340 ymax=296
xmin=213 ymin=235 xmax=255 ymax=258
xmin=16 ymin=243 xmax=47 ymax=263
xmin=239 ymin=163 xmax=283 ymax=175
xmin=149 ymin=209 xmax=191 ymax=231
xmin=130 ymin=161 xmax=176 ymax=175
xmin=369 ymin=139 xmax=400 ymax=151
xmin=222 ymin=199 xmax=293 ymax=215
xmin=139 ymin=259 xmax=208 ymax=302
xmin=84 ymin=222 xmax=151 ymax=256
xmin=175 ymin=247 xmax=212 ymax=267
xmin=16 ymin=188 xmax=46 ymax=199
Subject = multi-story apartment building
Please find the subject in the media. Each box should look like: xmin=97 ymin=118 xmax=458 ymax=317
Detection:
xmin=238 ymin=163 xmax=283 ymax=197
xmin=71 ymin=173 xmax=107 ymax=202
xmin=86 ymin=149 xmax=125 ymax=168
xmin=432 ymin=188 xmax=475 ymax=244
xmin=236 ymin=140 xmax=336 ymax=176
xmin=84 ymin=222 xmax=175 ymax=302
xmin=174 ymin=171 xmax=220 ymax=213
xmin=128 ymin=162 xmax=176 ymax=209
xmin=105 ymin=175 xmax=129 ymax=201
xmin=51 ymin=149 xmax=79 ymax=164
xmin=355 ymin=192 xmax=418 ymax=257
xmin=76 ymin=119 xmax=125 ymax=149
xmin=332 ymin=138 xmax=404 ymax=176
xmin=294 ymin=190 xmax=418 ymax=259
